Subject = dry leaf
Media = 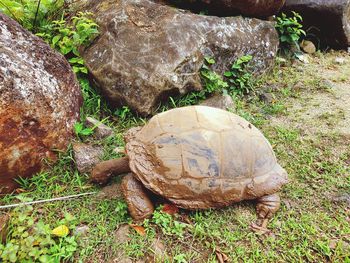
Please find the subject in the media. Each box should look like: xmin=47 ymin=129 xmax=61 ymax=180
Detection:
xmin=129 ymin=224 xmax=146 ymax=236
xmin=15 ymin=188 xmax=26 ymax=194
xmin=162 ymin=204 xmax=179 ymax=215
xmin=51 ymin=225 xmax=69 ymax=237
xmin=215 ymin=248 xmax=228 ymax=263
xmin=329 ymin=239 xmax=338 ymax=249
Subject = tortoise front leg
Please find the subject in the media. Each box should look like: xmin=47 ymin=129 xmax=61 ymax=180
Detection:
xmin=121 ymin=174 xmax=154 ymax=221
xmin=252 ymin=193 xmax=281 ymax=231
xmin=90 ymin=156 xmax=130 ymax=184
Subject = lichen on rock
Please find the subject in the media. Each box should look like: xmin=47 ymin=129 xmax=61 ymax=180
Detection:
xmin=0 ymin=13 xmax=82 ymax=194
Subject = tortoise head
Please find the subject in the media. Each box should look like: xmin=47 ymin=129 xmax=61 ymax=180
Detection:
xmin=124 ymin=126 xmax=143 ymax=143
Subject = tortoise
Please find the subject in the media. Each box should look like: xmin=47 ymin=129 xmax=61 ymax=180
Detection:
xmin=91 ymin=106 xmax=288 ymax=226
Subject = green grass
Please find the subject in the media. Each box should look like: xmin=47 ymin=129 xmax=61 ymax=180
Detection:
xmin=1 ymin=52 xmax=350 ymax=262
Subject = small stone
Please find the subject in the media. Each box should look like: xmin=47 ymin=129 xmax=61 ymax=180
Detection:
xmin=300 ymin=40 xmax=316 ymax=54
xmin=332 ymin=193 xmax=350 ymax=206
xmin=152 ymin=238 xmax=167 ymax=260
xmin=334 ymin=57 xmax=346 ymax=65
xmin=114 ymin=224 xmax=131 ymax=244
xmin=297 ymin=54 xmax=310 ymax=64
xmin=74 ymin=225 xmax=90 ymax=237
xmin=200 ymin=93 xmax=235 ymax=111
xmin=259 ymin=92 xmax=275 ymax=104
xmin=73 ymin=143 xmax=104 ymax=173
xmin=86 ymin=117 xmax=114 ymax=139
xmin=0 ymin=213 xmax=10 ymax=243
xmin=320 ymin=79 xmax=334 ymax=90
xmin=293 ymin=81 xmax=304 ymax=91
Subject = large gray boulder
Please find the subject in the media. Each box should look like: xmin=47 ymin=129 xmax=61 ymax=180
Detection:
xmin=81 ymin=0 xmax=279 ymax=116
xmin=282 ymin=0 xmax=350 ymax=49
xmin=0 ymin=13 xmax=82 ymax=194
xmin=157 ymin=0 xmax=286 ymax=18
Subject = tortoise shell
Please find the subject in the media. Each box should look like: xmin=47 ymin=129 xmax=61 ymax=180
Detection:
xmin=125 ymin=106 xmax=288 ymax=209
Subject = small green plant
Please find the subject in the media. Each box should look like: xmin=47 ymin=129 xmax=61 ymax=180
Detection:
xmin=162 ymin=55 xmax=254 ymax=109
xmin=201 ymin=57 xmax=229 ymax=95
xmin=0 ymin=201 xmax=78 ymax=262
xmin=115 ymin=106 xmax=133 ymax=121
xmin=79 ymin=77 xmax=103 ymax=118
xmin=275 ymin=12 xmax=306 ymax=52
xmin=37 ymin=11 xmax=99 ymax=74
xmin=224 ymin=55 xmax=253 ymax=94
xmin=173 ymin=253 xmax=188 ymax=263
xmin=0 ymin=0 xmax=64 ymax=32
xmin=151 ymin=208 xmax=187 ymax=238
xmin=163 ymin=57 xmax=228 ymax=108
xmin=74 ymin=121 xmax=94 ymax=138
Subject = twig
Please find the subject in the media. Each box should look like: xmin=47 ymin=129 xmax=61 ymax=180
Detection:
xmin=0 ymin=192 xmax=96 ymax=209
xmin=33 ymin=0 xmax=41 ymax=30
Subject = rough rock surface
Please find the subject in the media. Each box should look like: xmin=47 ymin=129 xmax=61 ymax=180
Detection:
xmin=282 ymin=0 xmax=350 ymax=49
xmin=73 ymin=143 xmax=104 ymax=173
xmin=300 ymin=40 xmax=316 ymax=54
xmin=81 ymin=0 xmax=279 ymax=115
xmin=157 ymin=0 xmax=286 ymax=18
xmin=85 ymin=117 xmax=114 ymax=139
xmin=0 ymin=14 xmax=82 ymax=194
xmin=200 ymin=93 xmax=235 ymax=111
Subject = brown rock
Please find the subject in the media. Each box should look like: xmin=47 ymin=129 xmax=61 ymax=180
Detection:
xmin=80 ymin=0 xmax=279 ymax=115
xmin=152 ymin=238 xmax=167 ymax=260
xmin=282 ymin=0 xmax=350 ymax=49
xmin=301 ymin=40 xmax=317 ymax=54
xmin=259 ymin=92 xmax=275 ymax=104
xmin=85 ymin=117 xmax=114 ymax=139
xmin=0 ymin=14 xmax=82 ymax=194
xmin=158 ymin=0 xmax=286 ymax=18
xmin=114 ymin=224 xmax=131 ymax=244
xmin=200 ymin=93 xmax=235 ymax=111
xmin=73 ymin=143 xmax=104 ymax=173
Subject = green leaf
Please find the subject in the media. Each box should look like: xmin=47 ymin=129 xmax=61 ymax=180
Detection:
xmin=204 ymin=57 xmax=215 ymax=65
xmin=224 ymin=71 xmax=233 ymax=77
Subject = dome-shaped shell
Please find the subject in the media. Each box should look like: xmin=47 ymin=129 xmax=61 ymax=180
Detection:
xmin=126 ymin=106 xmax=288 ymax=209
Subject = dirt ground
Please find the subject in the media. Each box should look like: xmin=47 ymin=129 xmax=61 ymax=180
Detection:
xmin=271 ymin=52 xmax=350 ymax=136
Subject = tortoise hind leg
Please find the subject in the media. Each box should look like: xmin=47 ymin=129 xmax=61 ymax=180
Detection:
xmin=257 ymin=193 xmax=281 ymax=220
xmin=252 ymin=193 xmax=281 ymax=231
xmin=121 ymin=174 xmax=154 ymax=221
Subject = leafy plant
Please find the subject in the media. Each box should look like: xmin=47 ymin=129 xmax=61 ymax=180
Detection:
xmin=161 ymin=55 xmax=254 ymax=109
xmin=115 ymin=106 xmax=133 ymax=121
xmin=163 ymin=57 xmax=229 ymax=108
xmin=79 ymin=77 xmax=103 ymax=118
xmin=37 ymin=11 xmax=98 ymax=74
xmin=224 ymin=55 xmax=253 ymax=94
xmin=152 ymin=208 xmax=187 ymax=238
xmin=0 ymin=0 xmax=65 ymax=32
xmin=74 ymin=121 xmax=94 ymax=138
xmin=0 ymin=201 xmax=78 ymax=262
xmin=275 ymin=12 xmax=306 ymax=52
xmin=201 ymin=57 xmax=229 ymax=95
